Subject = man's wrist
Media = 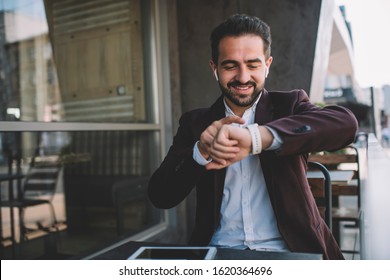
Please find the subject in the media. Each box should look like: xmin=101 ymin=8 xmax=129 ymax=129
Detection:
xmin=193 ymin=141 xmax=212 ymax=165
xmin=246 ymin=123 xmax=262 ymax=155
xmin=197 ymin=141 xmax=210 ymax=160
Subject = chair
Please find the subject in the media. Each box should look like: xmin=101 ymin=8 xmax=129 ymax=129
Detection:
xmin=1 ymin=155 xmax=62 ymax=242
xmin=309 ymin=145 xmax=361 ymax=254
xmin=111 ymin=176 xmax=157 ymax=236
xmin=308 ymin=145 xmax=361 ymax=207
xmin=307 ymin=161 xmax=332 ymax=229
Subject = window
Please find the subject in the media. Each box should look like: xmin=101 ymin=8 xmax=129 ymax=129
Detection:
xmin=0 ymin=0 xmax=169 ymax=259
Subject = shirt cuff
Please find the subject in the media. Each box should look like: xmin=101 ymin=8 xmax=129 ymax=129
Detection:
xmin=193 ymin=141 xmax=212 ymax=166
xmin=265 ymin=126 xmax=284 ymax=150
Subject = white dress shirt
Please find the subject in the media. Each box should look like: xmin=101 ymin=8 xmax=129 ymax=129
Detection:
xmin=193 ymin=95 xmax=289 ymax=251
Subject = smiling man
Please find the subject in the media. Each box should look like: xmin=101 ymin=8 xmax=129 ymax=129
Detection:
xmin=148 ymin=14 xmax=358 ymax=259
xmin=213 ymin=36 xmax=271 ymax=112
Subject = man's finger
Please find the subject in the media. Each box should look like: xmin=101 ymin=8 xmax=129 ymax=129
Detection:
xmin=220 ymin=115 xmax=245 ymax=125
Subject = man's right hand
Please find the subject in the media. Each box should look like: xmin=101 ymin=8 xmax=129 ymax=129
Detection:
xmin=198 ymin=115 xmax=245 ymax=164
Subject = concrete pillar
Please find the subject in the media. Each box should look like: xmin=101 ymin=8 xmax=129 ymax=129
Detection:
xmin=176 ymin=0 xmax=333 ymax=112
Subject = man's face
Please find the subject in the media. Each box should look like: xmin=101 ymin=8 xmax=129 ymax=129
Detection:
xmin=210 ymin=35 xmax=272 ymax=115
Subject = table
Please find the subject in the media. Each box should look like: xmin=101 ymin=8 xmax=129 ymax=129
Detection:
xmin=307 ymin=170 xmax=354 ymax=184
xmin=86 ymin=241 xmax=322 ymax=260
xmin=307 ymin=170 xmax=357 ymax=195
xmin=0 ymin=173 xmax=25 ymax=257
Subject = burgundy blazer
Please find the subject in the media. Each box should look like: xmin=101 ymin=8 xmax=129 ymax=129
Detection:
xmin=148 ymin=89 xmax=358 ymax=260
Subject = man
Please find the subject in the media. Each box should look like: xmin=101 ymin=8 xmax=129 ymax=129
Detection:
xmin=148 ymin=14 xmax=358 ymax=259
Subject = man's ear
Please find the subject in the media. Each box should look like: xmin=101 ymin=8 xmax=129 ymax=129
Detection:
xmin=266 ymin=56 xmax=273 ymax=66
xmin=265 ymin=56 xmax=273 ymax=73
xmin=209 ymin=60 xmax=218 ymax=81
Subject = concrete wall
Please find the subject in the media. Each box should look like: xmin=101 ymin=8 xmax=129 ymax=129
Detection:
xmin=175 ymin=0 xmax=328 ymax=113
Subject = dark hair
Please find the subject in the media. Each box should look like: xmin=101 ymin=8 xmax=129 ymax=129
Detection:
xmin=210 ymin=14 xmax=272 ymax=63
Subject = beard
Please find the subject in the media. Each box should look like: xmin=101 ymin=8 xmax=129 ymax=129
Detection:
xmin=219 ymin=80 xmax=264 ymax=108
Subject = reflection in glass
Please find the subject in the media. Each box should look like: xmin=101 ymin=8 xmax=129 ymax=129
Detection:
xmin=0 ymin=0 xmax=148 ymax=123
xmin=0 ymin=130 xmax=161 ymax=259
xmin=0 ymin=0 xmax=163 ymax=260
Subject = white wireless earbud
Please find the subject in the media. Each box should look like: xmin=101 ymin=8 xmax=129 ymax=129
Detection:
xmin=214 ymin=69 xmax=219 ymax=81
xmin=265 ymin=67 xmax=269 ymax=78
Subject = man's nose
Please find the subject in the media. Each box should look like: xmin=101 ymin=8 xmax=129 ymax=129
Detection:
xmin=235 ymin=68 xmax=251 ymax=83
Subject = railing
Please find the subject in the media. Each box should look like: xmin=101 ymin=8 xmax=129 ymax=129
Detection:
xmin=360 ymin=133 xmax=390 ymax=259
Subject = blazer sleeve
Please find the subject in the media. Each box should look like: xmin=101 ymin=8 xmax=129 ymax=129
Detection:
xmin=266 ymin=90 xmax=359 ymax=155
xmin=148 ymin=110 xmax=207 ymax=209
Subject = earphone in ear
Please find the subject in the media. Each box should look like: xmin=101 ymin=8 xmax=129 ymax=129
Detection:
xmin=265 ymin=67 xmax=269 ymax=78
xmin=214 ymin=69 xmax=219 ymax=81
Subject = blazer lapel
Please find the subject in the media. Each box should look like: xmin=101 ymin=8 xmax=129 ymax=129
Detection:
xmin=255 ymin=89 xmax=274 ymax=125
xmin=208 ymin=95 xmax=226 ymax=122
